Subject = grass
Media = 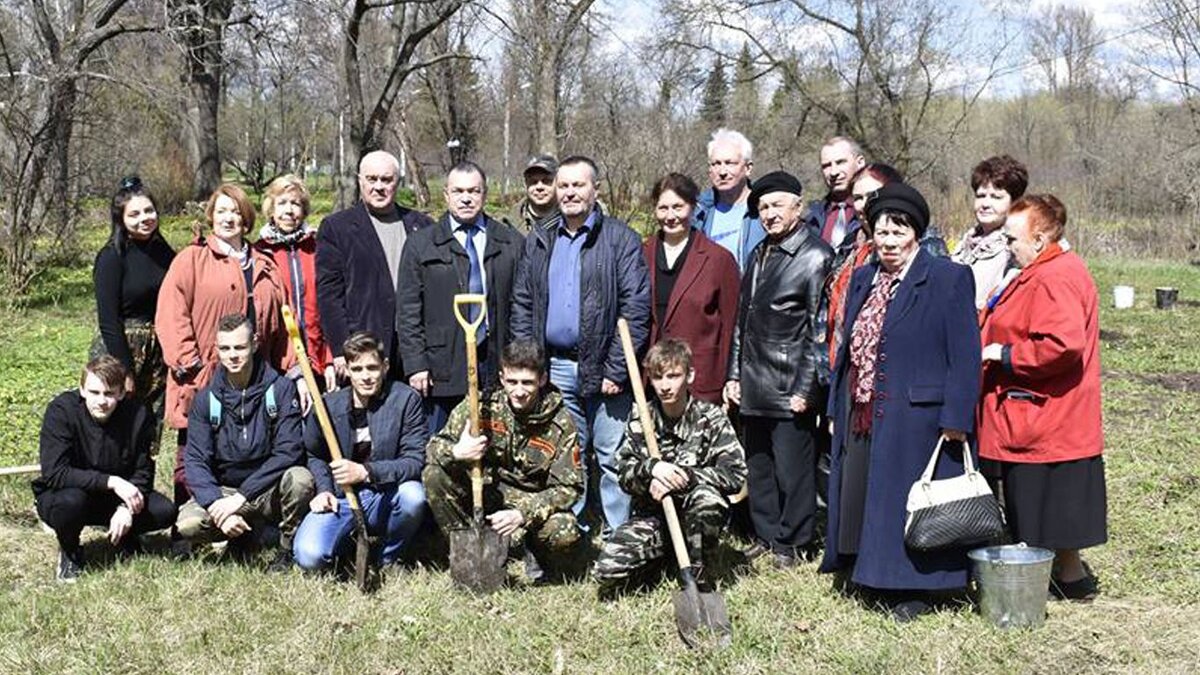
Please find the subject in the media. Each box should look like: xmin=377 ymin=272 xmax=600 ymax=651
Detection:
xmin=0 ymin=239 xmax=1198 ymax=672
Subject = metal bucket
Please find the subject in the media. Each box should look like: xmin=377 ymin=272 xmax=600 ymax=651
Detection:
xmin=969 ymin=544 xmax=1054 ymax=629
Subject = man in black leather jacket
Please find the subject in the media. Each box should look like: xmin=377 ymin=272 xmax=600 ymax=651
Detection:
xmin=724 ymin=171 xmax=833 ymax=568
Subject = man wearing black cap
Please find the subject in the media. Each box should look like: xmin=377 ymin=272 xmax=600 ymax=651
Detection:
xmin=724 ymin=170 xmax=833 ymax=568
xmin=505 ymin=155 xmax=560 ymax=235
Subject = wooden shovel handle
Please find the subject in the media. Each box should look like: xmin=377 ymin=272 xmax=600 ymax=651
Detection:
xmin=617 ymin=318 xmax=693 ymax=571
xmin=453 ymin=294 xmax=487 ymax=517
xmin=282 ymin=305 xmax=361 ymax=513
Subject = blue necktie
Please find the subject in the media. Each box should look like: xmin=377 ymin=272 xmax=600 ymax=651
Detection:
xmin=462 ymin=222 xmax=487 ymax=343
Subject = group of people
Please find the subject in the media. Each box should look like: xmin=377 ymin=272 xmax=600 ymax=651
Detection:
xmin=34 ymin=129 xmax=1107 ymax=623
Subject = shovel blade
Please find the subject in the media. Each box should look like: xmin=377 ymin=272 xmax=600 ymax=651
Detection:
xmin=351 ymin=530 xmax=378 ymax=593
xmin=449 ymin=526 xmax=509 ymax=594
xmin=673 ymin=584 xmax=733 ymax=649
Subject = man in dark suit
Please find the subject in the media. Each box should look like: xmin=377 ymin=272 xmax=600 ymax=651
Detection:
xmin=397 ymin=161 xmax=525 ymax=433
xmin=316 ymin=150 xmax=434 ymax=380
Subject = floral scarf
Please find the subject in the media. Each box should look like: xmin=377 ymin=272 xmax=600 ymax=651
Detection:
xmin=847 ymin=269 xmax=901 ymax=435
xmin=258 ymin=221 xmax=314 ymax=248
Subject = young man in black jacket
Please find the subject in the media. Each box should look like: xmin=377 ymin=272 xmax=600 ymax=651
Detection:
xmin=175 ymin=314 xmax=314 ymax=569
xmin=33 ymin=355 xmax=177 ymax=582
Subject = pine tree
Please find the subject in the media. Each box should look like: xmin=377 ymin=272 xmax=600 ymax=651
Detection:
xmin=729 ymin=43 xmax=760 ymax=134
xmin=700 ymin=57 xmax=729 ymax=128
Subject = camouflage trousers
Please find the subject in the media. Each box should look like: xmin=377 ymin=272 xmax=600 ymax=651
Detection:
xmin=175 ymin=467 xmax=314 ymax=549
xmin=592 ymin=484 xmax=728 ymax=586
xmin=422 ymin=462 xmax=581 ymax=557
xmin=90 ymin=319 xmax=167 ymax=456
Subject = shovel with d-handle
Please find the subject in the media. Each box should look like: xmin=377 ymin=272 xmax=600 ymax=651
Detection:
xmin=448 ymin=293 xmax=509 ymax=593
xmin=617 ymin=318 xmax=733 ymax=649
xmin=281 ymin=305 xmax=377 ymax=592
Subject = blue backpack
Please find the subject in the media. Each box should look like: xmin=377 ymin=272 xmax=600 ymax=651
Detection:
xmin=208 ymin=383 xmax=279 ymax=431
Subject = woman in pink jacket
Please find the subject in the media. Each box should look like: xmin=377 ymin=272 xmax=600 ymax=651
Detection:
xmin=156 ymin=183 xmax=293 ymax=503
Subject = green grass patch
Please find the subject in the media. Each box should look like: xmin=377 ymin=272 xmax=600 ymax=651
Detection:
xmin=0 ymin=253 xmax=1197 ymax=672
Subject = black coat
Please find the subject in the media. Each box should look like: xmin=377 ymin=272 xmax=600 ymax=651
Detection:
xmin=316 ymin=202 xmax=434 ymax=372
xmin=727 ymin=224 xmax=833 ymax=417
xmin=510 ymin=205 xmax=651 ymax=397
xmin=32 ymin=392 xmax=157 ymax=496
xmin=396 ymin=213 xmax=524 ymax=397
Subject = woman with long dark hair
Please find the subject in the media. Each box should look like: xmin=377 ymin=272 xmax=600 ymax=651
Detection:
xmin=91 ymin=176 xmax=176 ymax=452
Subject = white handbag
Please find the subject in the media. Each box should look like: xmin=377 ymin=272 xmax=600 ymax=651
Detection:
xmin=903 ymin=437 xmax=1005 ymax=551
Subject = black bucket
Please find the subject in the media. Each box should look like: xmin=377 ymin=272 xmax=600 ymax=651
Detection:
xmin=1156 ymin=287 xmax=1179 ymax=310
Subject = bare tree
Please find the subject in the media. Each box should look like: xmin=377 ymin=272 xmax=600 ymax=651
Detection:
xmin=1029 ymin=4 xmax=1100 ymax=97
xmin=337 ymin=0 xmax=467 ymax=205
xmin=0 ymin=0 xmax=157 ymax=294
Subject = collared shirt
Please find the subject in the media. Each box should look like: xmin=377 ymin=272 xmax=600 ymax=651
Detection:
xmin=822 ymin=198 xmax=856 ymax=248
xmin=450 ymin=214 xmax=488 ymax=294
xmin=545 ymin=211 xmax=595 ymax=350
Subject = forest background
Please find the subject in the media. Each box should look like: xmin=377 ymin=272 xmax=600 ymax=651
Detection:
xmin=3 ymin=0 xmax=1200 ymax=297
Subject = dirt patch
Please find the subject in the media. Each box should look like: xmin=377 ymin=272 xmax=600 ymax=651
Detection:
xmin=1100 ymin=329 xmax=1126 ymax=342
xmin=1134 ymin=372 xmax=1200 ymax=392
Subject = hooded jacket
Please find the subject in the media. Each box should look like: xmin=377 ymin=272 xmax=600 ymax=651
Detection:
xmin=184 ymin=358 xmax=303 ymax=507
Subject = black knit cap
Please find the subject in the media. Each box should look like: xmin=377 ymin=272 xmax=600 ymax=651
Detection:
xmin=747 ymin=170 xmax=803 ymax=218
xmin=864 ymin=182 xmax=930 ymax=237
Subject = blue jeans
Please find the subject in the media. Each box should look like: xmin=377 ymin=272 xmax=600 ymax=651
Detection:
xmin=549 ymin=356 xmax=631 ymax=531
xmin=292 ymin=481 xmax=427 ymax=570
xmin=424 ymin=396 xmax=462 ymax=436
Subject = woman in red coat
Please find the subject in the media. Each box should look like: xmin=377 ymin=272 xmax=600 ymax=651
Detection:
xmin=978 ymin=194 xmax=1106 ymax=601
xmin=253 ymin=175 xmax=335 ymax=391
xmin=642 ymin=173 xmax=740 ymax=403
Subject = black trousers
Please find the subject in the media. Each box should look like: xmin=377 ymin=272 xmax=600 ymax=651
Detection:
xmin=742 ymin=413 xmax=818 ymax=553
xmin=35 ymin=487 xmax=177 ymax=551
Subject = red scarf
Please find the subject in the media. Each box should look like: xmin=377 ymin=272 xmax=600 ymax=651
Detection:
xmin=848 ymin=269 xmax=900 ymax=435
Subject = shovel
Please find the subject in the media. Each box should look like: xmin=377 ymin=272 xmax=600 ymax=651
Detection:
xmin=447 ymin=293 xmax=508 ymax=593
xmin=282 ymin=305 xmax=376 ymax=592
xmin=617 ymin=318 xmax=733 ymax=649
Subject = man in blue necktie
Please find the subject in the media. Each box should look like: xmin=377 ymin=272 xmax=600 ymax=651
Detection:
xmin=397 ymin=161 xmax=526 ymax=434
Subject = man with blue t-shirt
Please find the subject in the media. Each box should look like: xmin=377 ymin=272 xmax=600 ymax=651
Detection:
xmin=692 ymin=128 xmax=763 ymax=272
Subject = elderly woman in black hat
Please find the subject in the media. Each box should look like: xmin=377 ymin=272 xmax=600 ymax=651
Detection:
xmin=724 ymin=170 xmax=834 ymax=568
xmin=819 ymin=182 xmax=982 ymax=621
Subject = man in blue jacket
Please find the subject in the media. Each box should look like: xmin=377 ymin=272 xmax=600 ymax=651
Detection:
xmin=292 ymin=331 xmax=428 ymax=572
xmin=176 ymin=314 xmax=314 ymax=570
xmin=317 ymin=150 xmax=434 ymax=381
xmin=692 ymin=128 xmax=764 ymax=272
xmin=511 ymin=155 xmax=651 ymax=535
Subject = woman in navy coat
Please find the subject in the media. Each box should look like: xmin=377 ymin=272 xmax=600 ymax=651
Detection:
xmin=820 ymin=183 xmax=981 ymax=621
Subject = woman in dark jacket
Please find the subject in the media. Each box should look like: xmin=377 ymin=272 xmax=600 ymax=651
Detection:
xmin=91 ymin=176 xmax=176 ymax=454
xmin=642 ymin=173 xmax=740 ymax=403
xmin=820 ymin=182 xmax=982 ymax=621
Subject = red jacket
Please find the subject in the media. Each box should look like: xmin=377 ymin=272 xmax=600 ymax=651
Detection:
xmin=253 ymin=231 xmax=333 ymax=373
xmin=977 ymin=244 xmax=1103 ymax=463
xmin=156 ymin=236 xmax=293 ymax=430
xmin=643 ymin=230 xmax=740 ymax=403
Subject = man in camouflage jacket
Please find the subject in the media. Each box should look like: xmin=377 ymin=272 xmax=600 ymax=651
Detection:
xmin=424 ymin=340 xmax=583 ymax=579
xmin=593 ymin=339 xmax=747 ymax=593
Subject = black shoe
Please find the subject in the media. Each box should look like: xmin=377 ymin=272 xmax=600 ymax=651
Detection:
xmin=523 ymin=550 xmax=547 ymax=585
xmin=742 ymin=540 xmax=770 ymax=562
xmin=772 ymin=551 xmax=801 ymax=570
xmin=887 ymin=596 xmax=933 ymax=623
xmin=1050 ymin=573 xmax=1099 ymax=601
xmin=266 ymin=548 xmax=295 ymax=574
xmin=57 ymin=547 xmax=84 ymax=583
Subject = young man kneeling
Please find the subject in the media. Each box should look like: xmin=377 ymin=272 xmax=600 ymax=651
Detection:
xmin=424 ymin=340 xmax=583 ymax=583
xmin=292 ymin=332 xmax=429 ymax=571
xmin=33 ymin=356 xmax=177 ymax=582
xmin=593 ymin=339 xmax=747 ymax=595
xmin=176 ymin=314 xmax=314 ymax=570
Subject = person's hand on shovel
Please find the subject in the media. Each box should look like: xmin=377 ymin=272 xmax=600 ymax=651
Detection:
xmin=452 ymin=423 xmax=488 ymax=462
xmin=487 ymin=509 xmax=525 ymax=537
xmin=331 ymin=459 xmax=369 ymax=486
